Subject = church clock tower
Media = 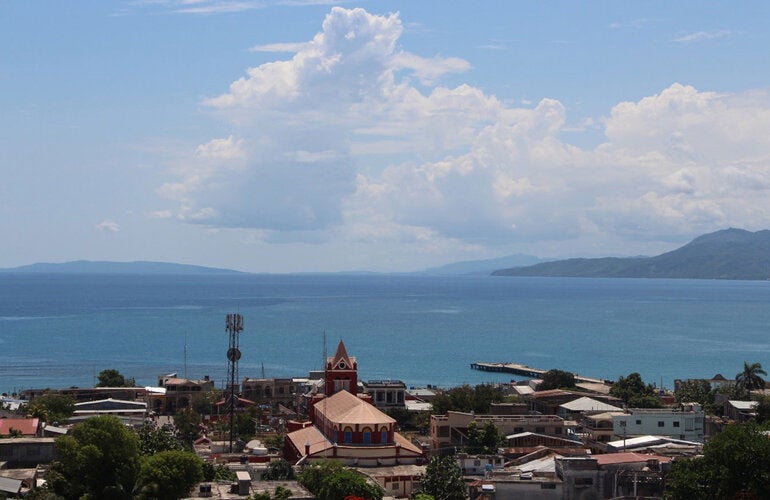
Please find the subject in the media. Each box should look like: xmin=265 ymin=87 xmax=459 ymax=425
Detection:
xmin=325 ymin=340 xmax=358 ymax=395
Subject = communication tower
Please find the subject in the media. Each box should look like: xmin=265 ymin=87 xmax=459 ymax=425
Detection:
xmin=225 ymin=313 xmax=243 ymax=453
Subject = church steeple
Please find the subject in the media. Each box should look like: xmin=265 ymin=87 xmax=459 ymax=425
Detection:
xmin=325 ymin=339 xmax=357 ymax=395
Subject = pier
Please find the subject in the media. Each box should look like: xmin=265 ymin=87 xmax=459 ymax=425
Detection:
xmin=470 ymin=362 xmax=609 ymax=385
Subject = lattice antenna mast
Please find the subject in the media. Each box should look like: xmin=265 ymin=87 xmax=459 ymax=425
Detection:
xmin=225 ymin=313 xmax=243 ymax=454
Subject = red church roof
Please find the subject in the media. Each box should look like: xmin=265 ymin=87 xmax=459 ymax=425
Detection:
xmin=316 ymin=390 xmax=396 ymax=427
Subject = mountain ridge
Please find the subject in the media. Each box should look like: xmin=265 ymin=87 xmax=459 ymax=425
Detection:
xmin=492 ymin=228 xmax=770 ymax=280
xmin=0 ymin=260 xmax=246 ymax=275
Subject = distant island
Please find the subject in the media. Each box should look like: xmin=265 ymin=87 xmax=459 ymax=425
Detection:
xmin=421 ymin=253 xmax=546 ymax=275
xmin=492 ymin=228 xmax=770 ymax=280
xmin=0 ymin=260 xmax=246 ymax=275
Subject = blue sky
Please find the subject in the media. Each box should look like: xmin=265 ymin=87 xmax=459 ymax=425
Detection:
xmin=2 ymin=1 xmax=770 ymax=272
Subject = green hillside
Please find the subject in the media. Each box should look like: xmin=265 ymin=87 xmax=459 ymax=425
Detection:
xmin=492 ymin=228 xmax=770 ymax=280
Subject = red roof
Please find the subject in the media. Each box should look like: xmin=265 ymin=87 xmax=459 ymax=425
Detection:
xmin=0 ymin=418 xmax=39 ymax=436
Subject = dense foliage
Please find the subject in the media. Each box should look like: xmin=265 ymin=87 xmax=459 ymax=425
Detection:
xmin=25 ymin=393 xmax=75 ymax=424
xmin=135 ymin=422 xmax=184 ymax=455
xmin=537 ymin=369 xmax=577 ymax=391
xmin=384 ymin=407 xmax=430 ymax=433
xmin=252 ymin=486 xmax=292 ymax=500
xmin=48 ymin=415 xmax=140 ymax=499
xmin=134 ymin=450 xmax=204 ymax=500
xmin=418 ymin=455 xmax=467 ymax=500
xmin=260 ymin=458 xmax=296 ymax=480
xmin=430 ymin=384 xmax=504 ymax=415
xmin=298 ymin=460 xmax=383 ymax=500
xmin=609 ymin=372 xmax=662 ymax=408
xmin=96 ymin=369 xmax=134 ymax=387
xmin=45 ymin=415 xmax=204 ymax=500
xmin=665 ymin=422 xmax=770 ymax=498
xmin=203 ymin=461 xmax=237 ymax=482
xmin=173 ymin=407 xmax=202 ymax=444
xmin=466 ymin=420 xmax=504 ymax=454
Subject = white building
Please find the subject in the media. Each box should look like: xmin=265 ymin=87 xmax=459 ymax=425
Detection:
xmin=612 ymin=404 xmax=705 ymax=443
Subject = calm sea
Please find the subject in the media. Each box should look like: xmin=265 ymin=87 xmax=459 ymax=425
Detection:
xmin=1 ymin=273 xmax=769 ymax=394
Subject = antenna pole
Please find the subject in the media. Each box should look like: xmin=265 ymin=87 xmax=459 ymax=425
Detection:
xmin=225 ymin=313 xmax=243 ymax=454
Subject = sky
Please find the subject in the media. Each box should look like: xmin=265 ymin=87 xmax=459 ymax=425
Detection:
xmin=2 ymin=1 xmax=770 ymax=273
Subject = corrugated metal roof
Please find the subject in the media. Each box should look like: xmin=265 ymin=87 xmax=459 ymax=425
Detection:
xmin=560 ymin=396 xmax=622 ymax=412
xmin=0 ymin=476 xmax=22 ymax=495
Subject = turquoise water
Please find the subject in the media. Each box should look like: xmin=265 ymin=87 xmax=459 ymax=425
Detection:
xmin=1 ymin=273 xmax=769 ymax=394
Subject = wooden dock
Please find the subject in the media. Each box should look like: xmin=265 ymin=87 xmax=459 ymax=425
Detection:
xmin=470 ymin=362 xmax=608 ymax=385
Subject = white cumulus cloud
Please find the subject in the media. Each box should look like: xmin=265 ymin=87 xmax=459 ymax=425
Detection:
xmin=159 ymin=7 xmax=770 ymax=260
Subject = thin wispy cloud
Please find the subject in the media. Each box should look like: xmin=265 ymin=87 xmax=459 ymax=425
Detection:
xmin=96 ymin=219 xmax=120 ymax=232
xmin=250 ymin=42 xmax=308 ymax=53
xmin=127 ymin=0 xmax=264 ymax=14
xmin=609 ymin=18 xmax=658 ymax=29
xmin=673 ymin=30 xmax=732 ymax=43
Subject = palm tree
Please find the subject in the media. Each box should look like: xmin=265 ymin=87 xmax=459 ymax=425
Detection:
xmin=735 ymin=361 xmax=767 ymax=397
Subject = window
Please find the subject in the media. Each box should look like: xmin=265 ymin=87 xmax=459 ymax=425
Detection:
xmin=392 ymin=482 xmax=399 ymax=491
xmin=658 ymin=421 xmax=665 ymax=427
xmin=535 ymin=427 xmax=545 ymax=433
xmin=362 ymin=427 xmax=372 ymax=444
xmin=673 ymin=421 xmax=680 ymax=427
xmin=344 ymin=427 xmax=353 ymax=444
xmin=636 ymin=419 xmax=642 ymax=425
xmin=381 ymin=431 xmax=388 ymax=443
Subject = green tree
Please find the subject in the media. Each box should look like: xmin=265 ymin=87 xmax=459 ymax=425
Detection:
xmin=755 ymin=395 xmax=770 ymax=424
xmin=252 ymin=487 xmax=292 ymax=500
xmin=96 ymin=369 xmax=133 ymax=387
xmin=192 ymin=389 xmax=222 ymax=415
xmin=134 ymin=422 xmax=184 ymax=455
xmin=609 ymin=373 xmax=662 ymax=408
xmin=134 ymin=450 xmax=204 ymax=500
xmin=48 ymin=415 xmax=140 ymax=499
xmin=173 ymin=407 xmax=202 ymax=445
xmin=537 ymin=369 xmax=577 ymax=391
xmin=431 ymin=384 xmax=504 ymax=415
xmin=466 ymin=421 xmax=503 ymax=454
xmin=237 ymin=405 xmax=259 ymax=440
xmin=261 ymin=459 xmax=296 ymax=480
xmin=264 ymin=433 xmax=285 ymax=451
xmin=298 ymin=460 xmax=383 ymax=500
xmin=21 ymin=489 xmax=64 ymax=500
xmin=203 ymin=462 xmax=236 ymax=481
xmin=418 ymin=455 xmax=467 ymax=500
xmin=674 ymin=380 xmax=714 ymax=406
xmin=665 ymin=422 xmax=770 ymax=498
xmin=26 ymin=393 xmax=75 ymax=424
xmin=735 ymin=361 xmax=767 ymax=398
xmin=3 ymin=427 xmax=23 ymax=438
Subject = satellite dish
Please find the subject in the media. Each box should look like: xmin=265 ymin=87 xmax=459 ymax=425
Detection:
xmin=227 ymin=347 xmax=242 ymax=361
